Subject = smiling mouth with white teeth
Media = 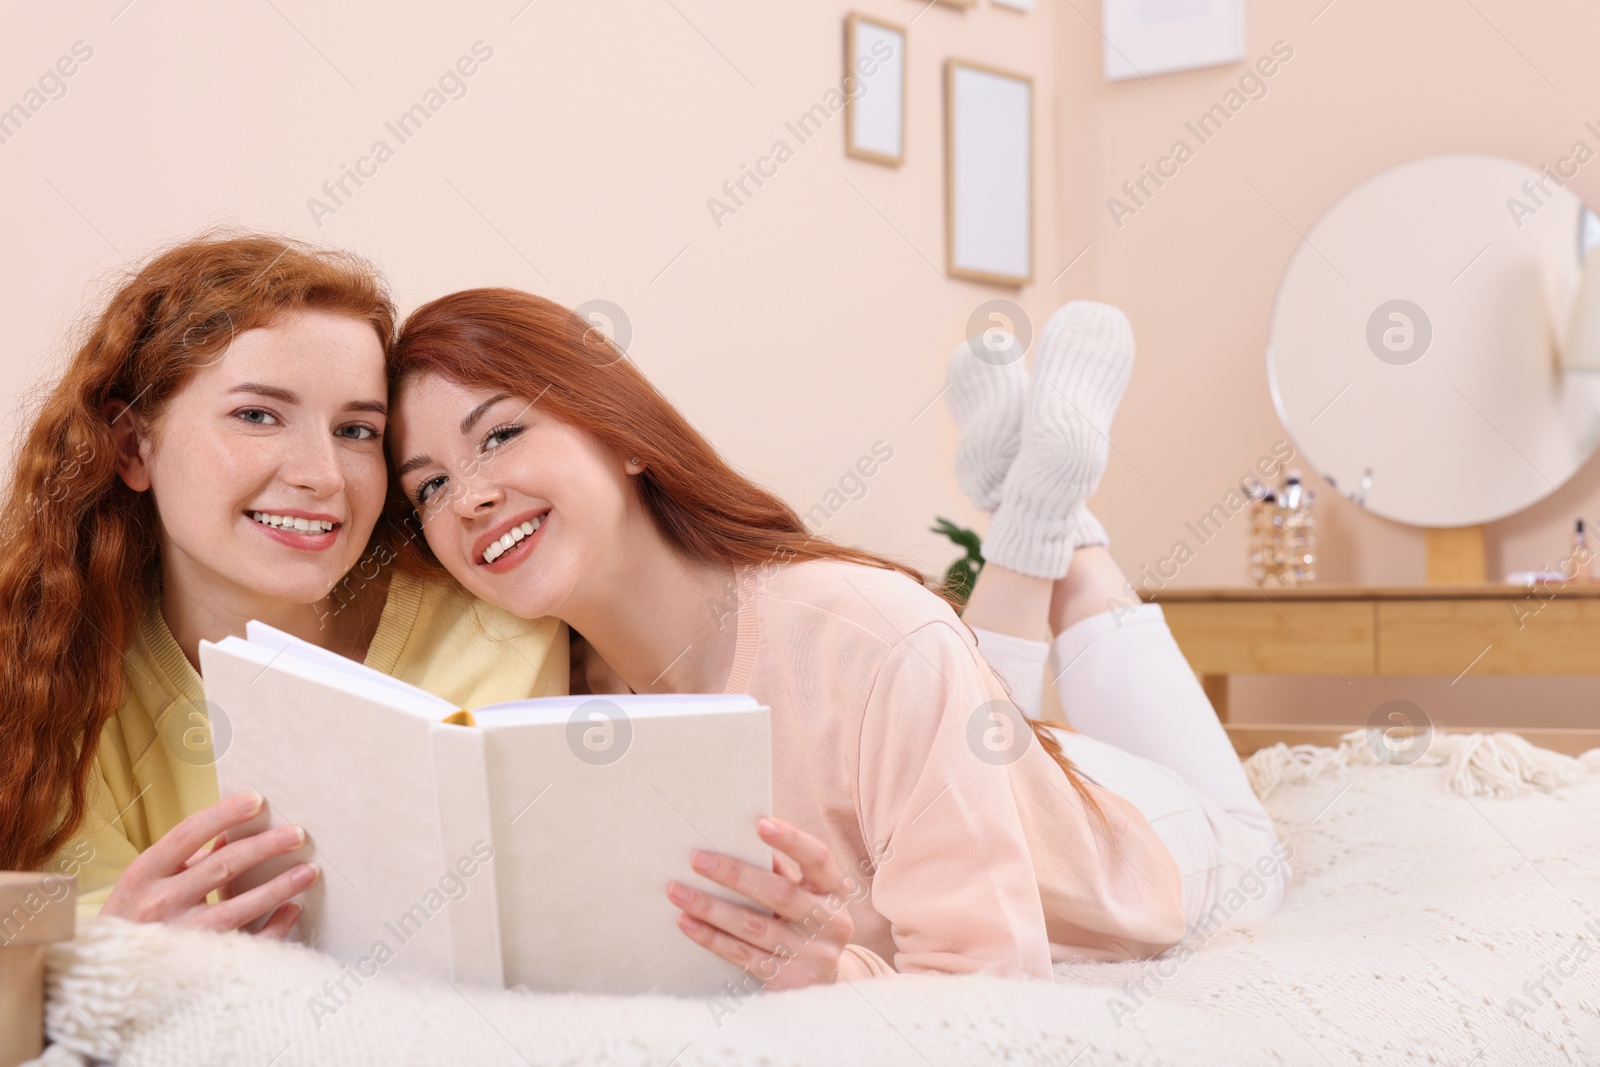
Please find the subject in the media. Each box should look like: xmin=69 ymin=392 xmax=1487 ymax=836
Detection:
xmin=249 ymin=512 xmax=337 ymax=534
xmin=482 ymin=514 xmax=544 ymax=564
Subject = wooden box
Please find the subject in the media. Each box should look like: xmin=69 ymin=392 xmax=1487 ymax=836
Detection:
xmin=0 ymin=873 xmax=76 ymax=1067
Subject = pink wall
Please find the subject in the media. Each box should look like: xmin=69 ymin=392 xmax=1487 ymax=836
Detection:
xmin=1 ymin=0 xmax=1063 ymax=588
xmin=7 ymin=0 xmax=1599 ymax=728
xmin=1053 ymin=0 xmax=1600 ymax=728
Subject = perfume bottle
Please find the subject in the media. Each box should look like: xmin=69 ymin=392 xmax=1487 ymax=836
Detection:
xmin=1573 ymin=519 xmax=1591 ymax=583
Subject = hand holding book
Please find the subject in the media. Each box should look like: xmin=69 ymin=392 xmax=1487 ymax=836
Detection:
xmin=669 ymin=815 xmax=855 ymax=989
xmin=99 ymin=790 xmax=318 ymax=937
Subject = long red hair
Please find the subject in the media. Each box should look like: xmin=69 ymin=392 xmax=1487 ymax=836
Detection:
xmin=387 ymin=288 xmax=1105 ymax=825
xmin=0 ymin=231 xmax=395 ymax=872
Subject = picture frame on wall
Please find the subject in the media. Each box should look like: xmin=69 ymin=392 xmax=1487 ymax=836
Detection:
xmin=1102 ymin=0 xmax=1246 ymax=81
xmin=944 ymin=59 xmax=1032 ymax=287
xmin=844 ymin=14 xmax=907 ymax=166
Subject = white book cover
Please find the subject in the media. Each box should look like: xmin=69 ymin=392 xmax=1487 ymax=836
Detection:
xmin=200 ymin=623 xmax=772 ymax=996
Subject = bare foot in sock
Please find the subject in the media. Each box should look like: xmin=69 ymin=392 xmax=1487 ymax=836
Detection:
xmin=984 ymin=301 xmax=1135 ymax=579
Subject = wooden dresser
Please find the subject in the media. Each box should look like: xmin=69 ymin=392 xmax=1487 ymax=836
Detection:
xmin=1150 ymin=583 xmax=1600 ymax=756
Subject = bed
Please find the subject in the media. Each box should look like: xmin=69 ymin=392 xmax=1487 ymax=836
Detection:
xmin=28 ymin=731 xmax=1600 ymax=1066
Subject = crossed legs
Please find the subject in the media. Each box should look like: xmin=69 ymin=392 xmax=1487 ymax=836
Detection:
xmin=945 ymin=303 xmax=1290 ymax=930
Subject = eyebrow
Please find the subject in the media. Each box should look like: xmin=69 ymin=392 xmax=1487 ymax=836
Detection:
xmin=228 ymin=383 xmax=297 ymax=404
xmin=395 ymin=393 xmax=515 ymax=481
xmin=227 ymin=383 xmax=387 ymax=416
xmin=396 ymin=454 xmax=433 ymax=478
xmin=461 ymin=393 xmax=512 ymax=435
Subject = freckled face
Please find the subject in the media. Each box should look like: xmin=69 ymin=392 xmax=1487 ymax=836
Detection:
xmin=129 ymin=310 xmax=389 ymax=604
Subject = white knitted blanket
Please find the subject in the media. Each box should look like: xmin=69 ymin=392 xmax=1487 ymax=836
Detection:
xmin=28 ymin=731 xmax=1600 ymax=1067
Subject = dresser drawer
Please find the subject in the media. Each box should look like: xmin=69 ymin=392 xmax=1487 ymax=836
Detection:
xmin=1160 ymin=601 xmax=1376 ymax=676
xmin=1377 ymin=599 xmax=1600 ymax=675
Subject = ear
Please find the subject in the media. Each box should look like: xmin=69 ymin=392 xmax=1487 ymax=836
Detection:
xmin=104 ymin=400 xmax=152 ymax=492
xmin=623 ymin=454 xmax=646 ymax=476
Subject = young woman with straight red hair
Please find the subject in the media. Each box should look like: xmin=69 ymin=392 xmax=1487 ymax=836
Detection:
xmin=0 ymin=234 xmax=571 ymax=937
xmin=387 ymin=289 xmax=1289 ymax=986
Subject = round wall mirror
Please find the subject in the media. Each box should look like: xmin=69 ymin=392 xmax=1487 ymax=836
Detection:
xmin=1268 ymin=153 xmax=1600 ymax=528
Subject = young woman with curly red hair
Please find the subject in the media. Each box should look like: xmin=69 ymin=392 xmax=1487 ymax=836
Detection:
xmin=0 ymin=234 xmax=574 ymax=937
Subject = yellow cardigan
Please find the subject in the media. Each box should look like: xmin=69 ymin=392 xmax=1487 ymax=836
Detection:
xmin=46 ymin=570 xmax=569 ymax=916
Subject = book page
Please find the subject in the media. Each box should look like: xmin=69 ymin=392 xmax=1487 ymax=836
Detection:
xmin=202 ymin=639 xmax=470 ymax=980
xmin=481 ymin=701 xmax=772 ymax=995
xmin=239 ymin=623 xmax=456 ymax=718
xmin=473 ymin=691 xmax=763 ymax=725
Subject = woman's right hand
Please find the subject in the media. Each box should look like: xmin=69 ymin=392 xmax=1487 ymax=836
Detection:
xmin=100 ymin=791 xmax=320 ymax=938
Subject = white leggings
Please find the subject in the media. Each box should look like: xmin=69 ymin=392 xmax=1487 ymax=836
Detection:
xmin=972 ymin=602 xmax=1289 ymax=934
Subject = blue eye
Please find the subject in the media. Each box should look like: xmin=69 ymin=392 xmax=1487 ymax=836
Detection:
xmin=235 ymin=408 xmax=278 ymax=426
xmin=337 ymin=424 xmax=380 ymax=441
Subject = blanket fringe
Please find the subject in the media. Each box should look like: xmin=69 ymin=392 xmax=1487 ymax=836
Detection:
xmin=1245 ymin=729 xmax=1598 ymax=800
xmin=30 ymin=916 xmax=171 ymax=1066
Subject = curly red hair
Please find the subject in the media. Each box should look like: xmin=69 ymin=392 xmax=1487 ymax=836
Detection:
xmin=0 ymin=231 xmax=395 ymax=872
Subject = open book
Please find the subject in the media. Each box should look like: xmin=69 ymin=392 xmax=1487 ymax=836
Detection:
xmin=199 ymin=623 xmax=772 ymax=996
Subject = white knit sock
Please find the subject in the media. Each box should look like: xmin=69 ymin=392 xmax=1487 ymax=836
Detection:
xmin=944 ymin=337 xmax=1029 ymax=512
xmin=984 ymin=301 xmax=1134 ymax=579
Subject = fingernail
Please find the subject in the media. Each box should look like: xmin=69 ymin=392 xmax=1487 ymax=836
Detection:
xmin=758 ymin=817 xmax=779 ymax=835
xmin=234 ymin=792 xmax=264 ymax=815
xmin=691 ymin=852 xmax=716 ymax=873
xmin=277 ymin=825 xmax=306 ymax=848
xmin=292 ymin=864 xmax=320 ymax=888
xmin=667 ymin=882 xmax=691 ymax=904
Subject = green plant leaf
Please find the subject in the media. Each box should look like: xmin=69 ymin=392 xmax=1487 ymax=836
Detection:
xmin=931 ymin=516 xmax=985 ymax=610
xmin=931 ymin=516 xmax=984 ymax=560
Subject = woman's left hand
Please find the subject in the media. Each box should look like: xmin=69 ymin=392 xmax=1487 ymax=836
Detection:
xmin=667 ymin=816 xmax=856 ymax=990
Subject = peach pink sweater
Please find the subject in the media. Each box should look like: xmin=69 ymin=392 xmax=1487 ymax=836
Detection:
xmin=719 ymin=558 xmax=1185 ymax=981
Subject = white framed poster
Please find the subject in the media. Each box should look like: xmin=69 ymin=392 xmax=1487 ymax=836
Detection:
xmin=1103 ymin=0 xmax=1246 ymax=81
xmin=845 ymin=13 xmax=906 ymax=166
xmin=944 ymin=60 xmax=1032 ymax=287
